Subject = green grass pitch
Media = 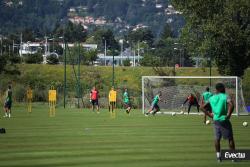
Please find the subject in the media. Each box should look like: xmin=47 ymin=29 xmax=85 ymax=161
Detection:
xmin=0 ymin=104 xmax=250 ymax=167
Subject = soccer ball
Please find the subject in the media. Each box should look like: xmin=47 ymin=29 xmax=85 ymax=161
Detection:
xmin=243 ymin=121 xmax=248 ymax=127
xmin=205 ymin=120 xmax=211 ymax=125
xmin=172 ymin=112 xmax=176 ymax=116
xmin=180 ymin=110 xmax=184 ymax=115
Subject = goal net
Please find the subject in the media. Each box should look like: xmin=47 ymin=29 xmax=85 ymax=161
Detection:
xmin=142 ymin=76 xmax=248 ymax=116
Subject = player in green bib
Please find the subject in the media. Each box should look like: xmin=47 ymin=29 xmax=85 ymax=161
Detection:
xmin=201 ymin=83 xmax=235 ymax=162
xmin=145 ymin=91 xmax=162 ymax=116
xmin=201 ymin=87 xmax=213 ymax=123
xmin=123 ymin=88 xmax=131 ymax=114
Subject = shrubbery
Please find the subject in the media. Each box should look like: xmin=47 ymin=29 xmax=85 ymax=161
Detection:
xmin=24 ymin=53 xmax=43 ymax=64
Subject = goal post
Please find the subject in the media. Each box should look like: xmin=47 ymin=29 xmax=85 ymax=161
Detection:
xmin=142 ymin=76 xmax=248 ymax=116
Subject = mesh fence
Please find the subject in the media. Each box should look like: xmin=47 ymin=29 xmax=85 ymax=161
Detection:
xmin=142 ymin=76 xmax=248 ymax=115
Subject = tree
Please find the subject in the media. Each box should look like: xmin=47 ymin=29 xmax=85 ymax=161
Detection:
xmin=85 ymin=49 xmax=98 ymax=65
xmin=0 ymin=51 xmax=21 ymax=75
xmin=64 ymin=22 xmax=87 ymax=43
xmin=172 ymin=0 xmax=250 ymax=76
xmin=127 ymin=28 xmax=154 ymax=46
xmin=93 ymin=28 xmax=119 ymax=54
xmin=0 ymin=54 xmax=7 ymax=74
xmin=161 ymin=24 xmax=175 ymax=39
xmin=68 ymin=44 xmax=86 ymax=65
xmin=22 ymin=29 xmax=35 ymax=42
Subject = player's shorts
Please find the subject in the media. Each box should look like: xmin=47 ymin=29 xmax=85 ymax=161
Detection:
xmin=204 ymin=103 xmax=212 ymax=112
xmin=214 ymin=120 xmax=234 ymax=140
xmin=190 ymin=101 xmax=200 ymax=107
xmin=123 ymin=102 xmax=131 ymax=108
xmin=109 ymin=101 xmax=116 ymax=106
xmin=151 ymin=102 xmax=159 ymax=110
xmin=4 ymin=101 xmax=12 ymax=109
xmin=91 ymin=99 xmax=99 ymax=106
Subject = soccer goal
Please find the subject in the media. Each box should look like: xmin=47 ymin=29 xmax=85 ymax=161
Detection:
xmin=142 ymin=76 xmax=248 ymax=116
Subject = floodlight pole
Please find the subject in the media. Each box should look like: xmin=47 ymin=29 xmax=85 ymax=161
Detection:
xmin=112 ymin=54 xmax=115 ymax=86
xmin=173 ymin=48 xmax=177 ymax=76
xmin=104 ymin=39 xmax=107 ymax=66
xmin=209 ymin=55 xmax=212 ymax=87
xmin=63 ymin=41 xmax=66 ymax=108
xmin=77 ymin=42 xmax=81 ymax=108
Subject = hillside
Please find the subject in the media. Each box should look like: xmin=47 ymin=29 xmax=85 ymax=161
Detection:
xmin=0 ymin=0 xmax=184 ymax=37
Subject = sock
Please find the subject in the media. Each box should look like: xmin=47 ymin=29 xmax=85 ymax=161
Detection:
xmin=216 ymin=152 xmax=221 ymax=158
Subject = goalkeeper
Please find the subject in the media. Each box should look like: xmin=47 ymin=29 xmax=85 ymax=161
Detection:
xmin=145 ymin=91 xmax=162 ymax=116
xmin=182 ymin=93 xmax=200 ymax=114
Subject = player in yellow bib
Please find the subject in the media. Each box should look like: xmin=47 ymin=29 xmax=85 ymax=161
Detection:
xmin=109 ymin=86 xmax=117 ymax=113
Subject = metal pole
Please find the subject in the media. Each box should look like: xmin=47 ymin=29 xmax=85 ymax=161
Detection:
xmin=121 ymin=40 xmax=123 ymax=66
xmin=236 ymin=77 xmax=239 ymax=116
xmin=133 ymin=42 xmax=135 ymax=67
xmin=173 ymin=49 xmax=175 ymax=76
xmin=63 ymin=42 xmax=66 ymax=108
xmin=142 ymin=76 xmax=145 ymax=113
xmin=45 ymin=36 xmax=47 ymax=55
xmin=181 ymin=48 xmax=184 ymax=67
xmin=179 ymin=49 xmax=181 ymax=67
xmin=137 ymin=42 xmax=140 ymax=65
xmin=9 ymin=45 xmax=10 ymax=56
xmin=0 ymin=37 xmax=2 ymax=56
xmin=77 ymin=43 xmax=81 ymax=108
xmin=13 ymin=40 xmax=14 ymax=53
xmin=112 ymin=54 xmax=114 ymax=86
xmin=20 ymin=33 xmax=22 ymax=57
xmin=209 ymin=56 xmax=212 ymax=87
xmin=53 ymin=36 xmax=55 ymax=52
xmin=104 ymin=40 xmax=107 ymax=66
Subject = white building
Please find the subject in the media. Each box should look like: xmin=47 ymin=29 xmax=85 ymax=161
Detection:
xmin=96 ymin=55 xmax=142 ymax=66
xmin=19 ymin=42 xmax=41 ymax=55
xmin=59 ymin=43 xmax=97 ymax=51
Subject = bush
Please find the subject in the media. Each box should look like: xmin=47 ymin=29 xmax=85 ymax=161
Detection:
xmin=9 ymin=54 xmax=21 ymax=64
xmin=24 ymin=53 xmax=43 ymax=64
xmin=0 ymin=54 xmax=7 ymax=73
xmin=123 ymin=59 xmax=131 ymax=66
xmin=46 ymin=54 xmax=59 ymax=64
xmin=33 ymin=88 xmax=47 ymax=102
xmin=13 ymin=84 xmax=26 ymax=102
xmin=140 ymin=54 xmax=161 ymax=66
